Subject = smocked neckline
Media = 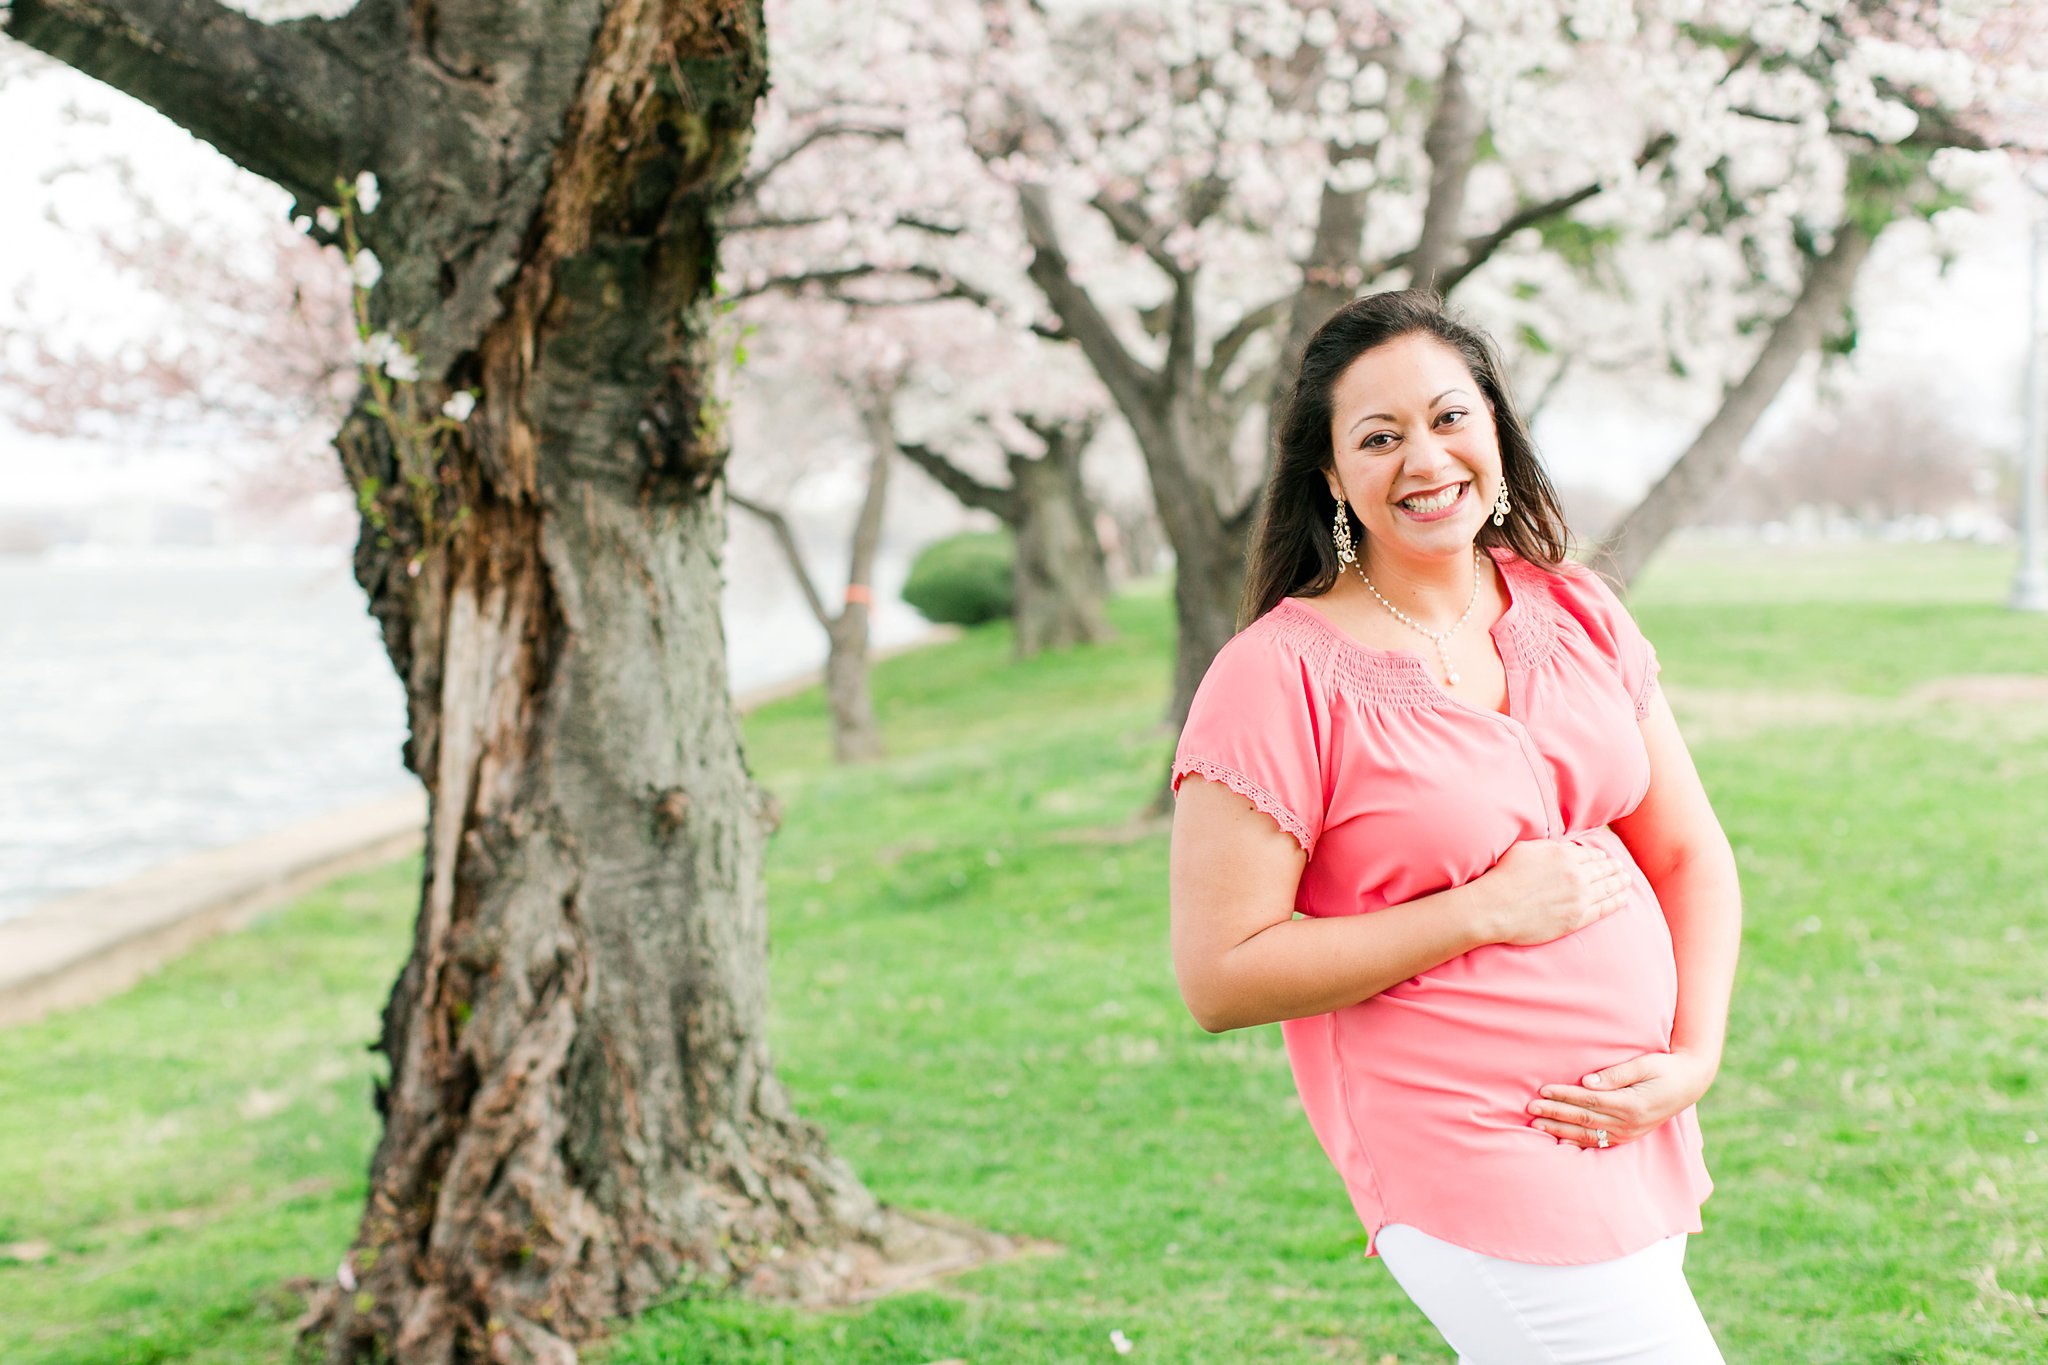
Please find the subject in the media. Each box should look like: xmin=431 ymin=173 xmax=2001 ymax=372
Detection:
xmin=1270 ymin=550 xmax=1562 ymax=709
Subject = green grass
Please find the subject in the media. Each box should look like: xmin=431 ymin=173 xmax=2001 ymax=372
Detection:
xmin=2 ymin=542 xmax=2045 ymax=1363
xmin=0 ymin=868 xmax=412 ymax=1364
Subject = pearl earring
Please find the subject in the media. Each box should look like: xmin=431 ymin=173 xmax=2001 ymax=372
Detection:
xmin=1492 ymin=484 xmax=1511 ymax=527
xmin=1332 ymin=494 xmax=1357 ymax=564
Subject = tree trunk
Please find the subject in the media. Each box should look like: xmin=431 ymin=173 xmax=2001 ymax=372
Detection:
xmin=896 ymin=416 xmax=1114 ymax=660
xmin=1268 ymin=180 xmax=1371 ymax=410
xmin=1164 ymin=514 xmax=1246 ymax=726
xmin=1143 ymin=404 xmax=1246 ymax=728
xmin=4 ymin=3 xmax=1005 ymax=1360
xmin=1139 ymin=417 xmax=1242 ymax=816
xmin=1408 ymin=44 xmax=1483 ymax=292
xmin=321 ymin=12 xmax=904 ymax=1358
xmin=1598 ymin=217 xmax=1877 ymax=585
xmin=338 ymin=482 xmax=891 ymax=1364
xmin=816 ymin=401 xmax=894 ymax=764
xmin=823 ymin=613 xmax=882 ymax=762
xmin=1008 ymin=426 xmax=1114 ymax=657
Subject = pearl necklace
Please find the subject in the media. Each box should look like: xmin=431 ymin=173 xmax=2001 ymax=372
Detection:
xmin=1350 ymin=548 xmax=1484 ymax=686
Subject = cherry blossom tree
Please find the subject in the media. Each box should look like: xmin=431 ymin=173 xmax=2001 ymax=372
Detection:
xmin=735 ymin=0 xmax=2041 ymax=727
xmin=724 ymin=305 xmax=906 ymax=762
xmin=724 ymin=120 xmax=1123 ymax=663
xmin=1596 ymin=2 xmax=2046 ymax=579
xmin=0 ymin=97 xmax=356 ymax=526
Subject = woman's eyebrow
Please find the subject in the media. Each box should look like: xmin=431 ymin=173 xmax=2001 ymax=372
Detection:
xmin=1346 ymin=388 xmax=1472 ymax=436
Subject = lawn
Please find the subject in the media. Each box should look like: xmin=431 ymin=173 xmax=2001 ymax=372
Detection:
xmin=1 ymin=539 xmax=2043 ymax=1363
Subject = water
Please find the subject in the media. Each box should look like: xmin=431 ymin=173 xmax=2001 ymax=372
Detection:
xmin=0 ymin=538 xmax=933 ymax=922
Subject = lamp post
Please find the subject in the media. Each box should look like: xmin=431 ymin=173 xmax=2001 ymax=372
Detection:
xmin=2014 ymin=208 xmax=2048 ymax=612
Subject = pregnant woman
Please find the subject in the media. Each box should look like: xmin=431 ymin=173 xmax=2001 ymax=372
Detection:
xmin=1168 ymin=290 xmax=1739 ymax=1363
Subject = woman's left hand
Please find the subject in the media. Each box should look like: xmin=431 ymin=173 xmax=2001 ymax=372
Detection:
xmin=1526 ymin=1049 xmax=1718 ymax=1149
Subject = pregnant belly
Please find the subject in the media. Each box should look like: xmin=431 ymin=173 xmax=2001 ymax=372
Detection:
xmin=1354 ymin=849 xmax=1678 ymax=1126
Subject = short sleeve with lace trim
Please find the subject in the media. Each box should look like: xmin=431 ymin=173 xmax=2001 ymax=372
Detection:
xmin=1169 ymin=620 xmax=1329 ymax=856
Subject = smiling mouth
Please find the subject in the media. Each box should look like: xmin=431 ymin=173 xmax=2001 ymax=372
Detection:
xmin=1397 ymin=482 xmax=1469 ymax=514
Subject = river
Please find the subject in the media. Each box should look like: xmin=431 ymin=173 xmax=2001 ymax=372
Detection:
xmin=0 ymin=540 xmax=931 ymax=922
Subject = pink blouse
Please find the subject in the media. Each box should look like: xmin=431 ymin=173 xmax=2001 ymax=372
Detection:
xmin=1171 ymin=549 xmax=1712 ymax=1265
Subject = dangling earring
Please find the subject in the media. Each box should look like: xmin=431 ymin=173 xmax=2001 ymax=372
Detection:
xmin=1332 ymin=493 xmax=1357 ymax=564
xmin=1492 ymin=484 xmax=1511 ymax=528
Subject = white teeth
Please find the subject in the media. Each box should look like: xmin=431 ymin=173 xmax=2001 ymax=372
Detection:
xmin=1400 ymin=483 xmax=1465 ymax=513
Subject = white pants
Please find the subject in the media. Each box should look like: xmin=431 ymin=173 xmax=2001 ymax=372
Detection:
xmin=1375 ymin=1223 xmax=1727 ymax=1364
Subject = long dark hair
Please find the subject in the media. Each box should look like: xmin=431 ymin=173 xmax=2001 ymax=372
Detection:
xmin=1241 ymin=289 xmax=1571 ymax=627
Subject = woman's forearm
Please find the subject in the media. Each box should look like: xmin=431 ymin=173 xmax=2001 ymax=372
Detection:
xmin=1188 ymin=883 xmax=1499 ymax=1033
xmin=1652 ymin=839 xmax=1743 ymax=1075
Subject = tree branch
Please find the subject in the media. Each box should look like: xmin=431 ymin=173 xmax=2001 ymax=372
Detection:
xmin=1089 ymin=190 xmax=1187 ymax=282
xmin=725 ymin=212 xmax=965 ymax=237
xmin=1729 ymin=100 xmax=1990 ymax=153
xmin=4 ymin=0 xmax=367 ymax=205
xmin=726 ymin=264 xmax=890 ymax=302
xmin=1016 ymin=182 xmax=1163 ymax=415
xmin=728 ymin=261 xmax=1066 ymax=339
xmin=847 ymin=397 xmax=896 ymax=600
xmin=1204 ymin=294 xmax=1289 ymax=390
xmin=1268 ymin=174 xmax=1372 ymax=406
xmin=1162 ymin=271 xmax=1198 ymax=396
xmin=733 ymin=120 xmax=901 ymax=202
xmin=723 ymin=214 xmax=836 ymax=233
xmin=1525 ymin=353 xmax=1572 ymax=425
xmin=897 ymin=439 xmax=1017 ymax=519
xmin=897 ymin=214 xmax=967 ymax=237
xmin=1014 ymin=410 xmax=1100 ymax=468
xmin=728 ymin=490 xmax=835 ymax=628
xmin=1430 ymin=130 xmax=1676 ymax=295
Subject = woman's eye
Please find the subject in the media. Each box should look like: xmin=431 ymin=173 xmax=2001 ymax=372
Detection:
xmin=1362 ymin=432 xmax=1395 ymax=451
xmin=1437 ymin=409 xmax=1467 ymax=427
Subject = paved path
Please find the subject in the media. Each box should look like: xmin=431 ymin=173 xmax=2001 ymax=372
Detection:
xmin=0 ymin=791 xmax=424 ymax=1029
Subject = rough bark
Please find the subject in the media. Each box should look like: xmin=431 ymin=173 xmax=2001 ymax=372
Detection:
xmin=898 ymin=414 xmax=1115 ymax=658
xmin=9 ymin=2 xmax=1008 ymax=1360
xmin=1597 ymin=216 xmax=1877 ymax=585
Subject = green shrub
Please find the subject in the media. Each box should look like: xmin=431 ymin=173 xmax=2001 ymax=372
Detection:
xmin=900 ymin=530 xmax=1015 ymax=625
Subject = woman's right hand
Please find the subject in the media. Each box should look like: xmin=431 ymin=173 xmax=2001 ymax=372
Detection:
xmin=1473 ymin=839 xmax=1630 ymax=947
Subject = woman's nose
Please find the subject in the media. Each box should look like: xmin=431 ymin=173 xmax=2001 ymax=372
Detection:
xmin=1401 ymin=433 xmax=1459 ymax=477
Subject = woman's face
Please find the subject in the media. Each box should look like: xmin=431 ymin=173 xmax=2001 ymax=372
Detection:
xmin=1322 ymin=332 xmax=1502 ymax=573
